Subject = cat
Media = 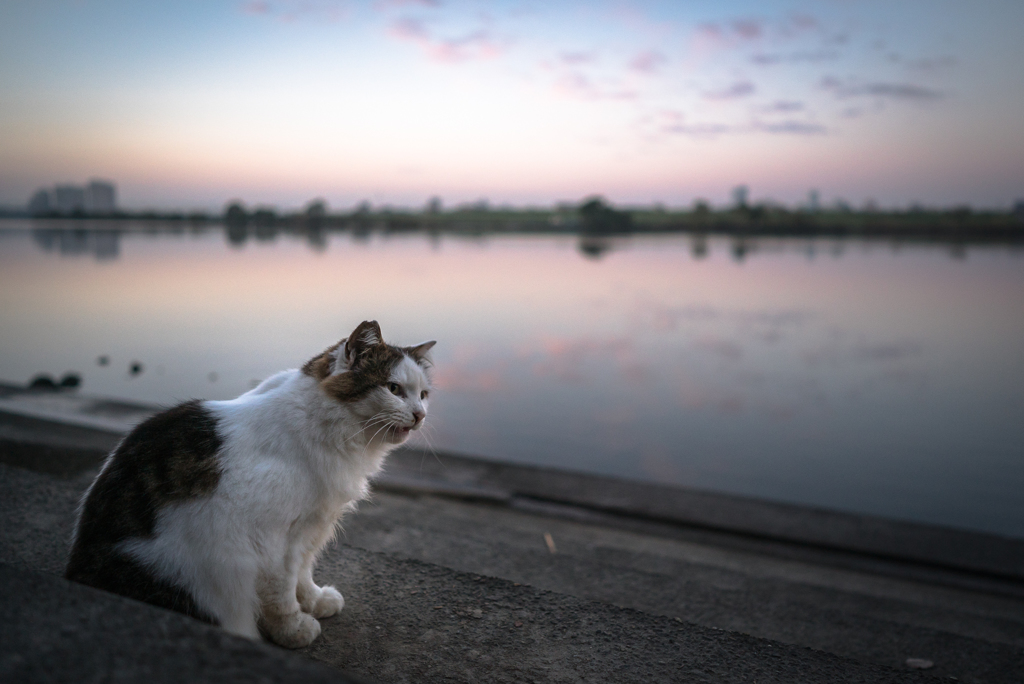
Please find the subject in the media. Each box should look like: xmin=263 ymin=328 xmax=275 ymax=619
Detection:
xmin=65 ymin=320 xmax=435 ymax=648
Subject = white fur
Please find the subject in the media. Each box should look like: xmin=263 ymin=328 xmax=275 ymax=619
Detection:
xmin=118 ymin=351 xmax=431 ymax=647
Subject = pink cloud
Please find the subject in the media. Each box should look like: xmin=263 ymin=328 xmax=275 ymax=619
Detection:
xmin=695 ymin=18 xmax=765 ymax=46
xmin=819 ymin=76 xmax=943 ymax=101
xmin=375 ymin=0 xmax=441 ymax=9
xmin=732 ymin=19 xmax=763 ymax=40
xmin=388 ymin=18 xmax=507 ymax=63
xmin=789 ymin=13 xmax=818 ymax=31
xmin=689 ymin=14 xmax=821 ymax=62
xmin=560 ymin=51 xmax=596 ymax=65
xmin=703 ymin=80 xmax=756 ymax=100
xmin=554 ymin=71 xmax=637 ymax=101
xmin=431 ymin=31 xmax=504 ymax=62
xmin=239 ymin=0 xmax=350 ymax=22
xmin=695 ymin=23 xmax=726 ymax=43
xmin=241 ymin=1 xmax=273 ymax=15
xmin=390 ymin=16 xmax=429 ymax=40
xmin=753 ymin=120 xmax=826 ymax=135
xmin=629 ymin=50 xmax=667 ymax=74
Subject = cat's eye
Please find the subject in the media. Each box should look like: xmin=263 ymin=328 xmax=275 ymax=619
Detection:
xmin=388 ymin=382 xmax=402 ymax=396
xmin=420 ymin=390 xmax=429 ymax=400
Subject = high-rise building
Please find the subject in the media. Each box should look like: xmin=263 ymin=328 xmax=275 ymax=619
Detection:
xmin=732 ymin=185 xmax=749 ymax=209
xmin=85 ymin=180 xmax=116 ymax=213
xmin=28 ymin=189 xmax=51 ymax=214
xmin=54 ymin=185 xmax=86 ymax=213
xmin=30 ymin=180 xmax=117 ymax=215
xmin=808 ymin=189 xmax=820 ymax=212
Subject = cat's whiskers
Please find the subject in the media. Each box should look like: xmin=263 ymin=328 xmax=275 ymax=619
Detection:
xmin=352 ymin=423 xmax=392 ymax=456
xmin=343 ymin=412 xmax=391 ymax=446
xmin=405 ymin=421 xmax=439 ymax=471
xmin=360 ymin=419 xmax=396 ymax=457
xmin=411 ymin=424 xmax=438 ymax=457
xmin=415 ymin=423 xmax=443 ymax=466
xmin=362 ymin=421 xmax=399 ymax=461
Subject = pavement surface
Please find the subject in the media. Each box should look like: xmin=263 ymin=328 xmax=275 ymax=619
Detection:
xmin=2 ymin=387 xmax=1023 ymax=683
xmin=1 ymin=562 xmax=367 ymax=684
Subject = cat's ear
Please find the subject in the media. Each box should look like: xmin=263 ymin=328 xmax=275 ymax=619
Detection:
xmin=329 ymin=339 xmax=349 ymax=375
xmin=343 ymin=320 xmax=384 ymax=367
xmin=404 ymin=340 xmax=436 ymax=366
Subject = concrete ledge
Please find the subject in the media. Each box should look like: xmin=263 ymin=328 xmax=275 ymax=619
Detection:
xmin=380 ymin=449 xmax=1024 ymax=583
xmin=0 ymin=384 xmax=151 ymax=434
xmin=301 ymin=544 xmax=936 ymax=684
xmin=0 ymin=562 xmax=367 ymax=684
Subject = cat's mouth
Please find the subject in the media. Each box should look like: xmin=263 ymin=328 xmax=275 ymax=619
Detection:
xmin=394 ymin=423 xmax=417 ymax=438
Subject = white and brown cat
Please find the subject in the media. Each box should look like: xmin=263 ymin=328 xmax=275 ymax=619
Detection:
xmin=66 ymin=321 xmax=434 ymax=648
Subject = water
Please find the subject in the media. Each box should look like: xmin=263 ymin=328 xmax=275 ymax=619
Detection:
xmin=2 ymin=219 xmax=1022 ymax=538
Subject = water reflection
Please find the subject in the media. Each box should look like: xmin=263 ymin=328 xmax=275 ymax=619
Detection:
xmin=690 ymin=234 xmax=708 ymax=259
xmin=730 ymin=238 xmax=750 ymax=262
xmin=226 ymin=223 xmax=248 ymax=247
xmin=306 ymin=226 xmax=327 ymax=252
xmin=17 ymin=220 xmax=1013 ymax=266
xmin=577 ymin=235 xmax=612 ymax=259
xmin=32 ymin=225 xmax=121 ymax=260
xmin=224 ymin=202 xmax=329 ymax=250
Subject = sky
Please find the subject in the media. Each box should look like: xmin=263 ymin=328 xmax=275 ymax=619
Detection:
xmin=1 ymin=0 xmax=1022 ymax=211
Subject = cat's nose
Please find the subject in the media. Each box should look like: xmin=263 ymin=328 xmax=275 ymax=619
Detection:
xmin=412 ymin=411 xmax=425 ymax=425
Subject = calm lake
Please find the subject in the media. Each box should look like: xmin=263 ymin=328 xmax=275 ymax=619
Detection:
xmin=2 ymin=219 xmax=1022 ymax=538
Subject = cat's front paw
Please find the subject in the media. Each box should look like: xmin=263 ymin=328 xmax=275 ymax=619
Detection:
xmin=298 ymin=584 xmax=345 ymax=618
xmin=311 ymin=585 xmax=344 ymax=618
xmin=263 ymin=610 xmax=321 ymax=649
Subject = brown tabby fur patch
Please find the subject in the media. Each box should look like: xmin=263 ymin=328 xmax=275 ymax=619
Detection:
xmin=65 ymin=399 xmax=223 ymax=624
xmin=301 ymin=340 xmax=344 ymax=381
xmin=303 ymin=321 xmax=408 ymax=402
xmin=322 ymin=342 xmax=405 ymax=402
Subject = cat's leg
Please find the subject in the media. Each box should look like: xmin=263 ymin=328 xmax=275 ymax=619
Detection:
xmin=218 ymin=604 xmax=262 ymax=640
xmin=195 ymin=543 xmax=262 ymax=639
xmin=206 ymin=557 xmax=261 ymax=640
xmin=296 ymin=551 xmax=344 ymax=618
xmin=256 ymin=539 xmax=321 ymax=649
xmin=121 ymin=503 xmax=263 ymax=641
xmin=295 ymin=524 xmax=344 ymax=618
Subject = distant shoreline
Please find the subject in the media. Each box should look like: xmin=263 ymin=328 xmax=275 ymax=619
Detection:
xmin=3 ymin=203 xmax=1023 ymax=244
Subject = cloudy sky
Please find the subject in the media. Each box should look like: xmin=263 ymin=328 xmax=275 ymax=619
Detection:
xmin=1 ymin=0 xmax=1022 ymax=211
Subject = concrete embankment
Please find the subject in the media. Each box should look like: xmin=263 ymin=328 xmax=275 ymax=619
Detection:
xmin=1 ymin=385 xmax=1022 ymax=683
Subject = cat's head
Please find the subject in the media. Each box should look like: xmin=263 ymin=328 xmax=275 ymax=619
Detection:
xmin=303 ymin=320 xmax=435 ymax=445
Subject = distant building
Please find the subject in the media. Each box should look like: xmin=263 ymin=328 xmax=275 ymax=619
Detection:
xmin=54 ymin=185 xmax=86 ymax=213
xmin=85 ymin=180 xmax=116 ymax=213
xmin=29 ymin=179 xmax=117 ymax=215
xmin=28 ymin=189 xmax=51 ymax=215
xmin=807 ymin=189 xmax=820 ymax=212
xmin=732 ymin=185 xmax=749 ymax=209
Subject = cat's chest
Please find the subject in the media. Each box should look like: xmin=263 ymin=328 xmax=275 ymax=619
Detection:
xmin=215 ymin=403 xmax=386 ymax=517
xmin=304 ymin=446 xmax=383 ymax=505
